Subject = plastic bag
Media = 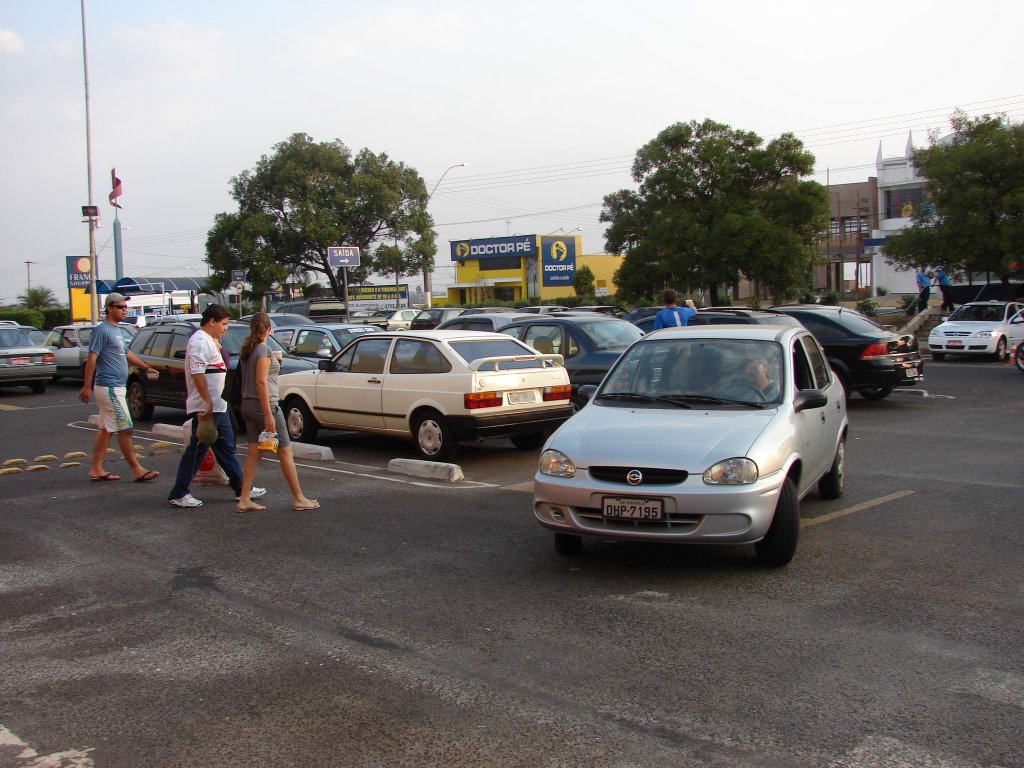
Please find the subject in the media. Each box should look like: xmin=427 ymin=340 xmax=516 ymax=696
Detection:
xmin=197 ymin=416 xmax=219 ymax=446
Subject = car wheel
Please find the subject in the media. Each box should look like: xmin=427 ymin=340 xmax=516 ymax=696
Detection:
xmin=412 ymin=410 xmax=457 ymax=462
xmin=554 ymin=532 xmax=582 ymax=555
xmin=931 ymin=352 xmax=945 ymax=361
xmin=510 ymin=432 xmax=546 ymax=451
xmin=29 ymin=380 xmax=47 ymax=394
xmin=818 ymin=436 xmax=846 ymax=500
xmin=993 ymin=336 xmax=1007 ymax=362
xmin=755 ymin=477 xmax=799 ymax=567
xmin=127 ymin=380 xmax=154 ymax=420
xmin=283 ymin=398 xmax=319 ymax=443
xmin=1016 ymin=342 xmax=1024 ymax=373
xmin=857 ymin=385 xmax=894 ymax=401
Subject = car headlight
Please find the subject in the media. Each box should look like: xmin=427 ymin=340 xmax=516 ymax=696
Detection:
xmin=703 ymin=458 xmax=758 ymax=485
xmin=539 ymin=449 xmax=576 ymax=478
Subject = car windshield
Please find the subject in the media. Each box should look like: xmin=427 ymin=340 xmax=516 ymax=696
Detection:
xmin=947 ymin=304 xmax=1007 ymax=322
xmin=600 ymin=338 xmax=784 ymax=406
xmin=0 ymin=328 xmax=37 ymax=348
xmin=448 ymin=339 xmax=547 ymax=370
xmin=576 ymin=320 xmax=643 ymax=350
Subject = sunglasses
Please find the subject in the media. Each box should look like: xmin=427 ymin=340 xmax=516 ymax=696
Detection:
xmin=109 ymin=304 xmax=127 ymax=310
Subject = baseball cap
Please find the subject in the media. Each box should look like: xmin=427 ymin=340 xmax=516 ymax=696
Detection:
xmin=105 ymin=292 xmax=129 ymax=307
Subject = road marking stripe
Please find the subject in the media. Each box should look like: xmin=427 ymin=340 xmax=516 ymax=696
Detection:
xmin=802 ymin=489 xmax=916 ymax=528
xmin=0 ymin=403 xmax=24 ymax=411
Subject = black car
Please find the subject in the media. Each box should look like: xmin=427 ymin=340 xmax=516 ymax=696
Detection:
xmin=622 ymin=306 xmax=660 ymax=323
xmin=409 ymin=307 xmax=467 ymax=330
xmin=772 ymin=305 xmax=923 ymax=401
xmin=633 ymin=308 xmax=804 ymax=334
xmin=498 ymin=315 xmax=643 ymax=407
xmin=435 ymin=313 xmax=536 ymax=332
xmin=125 ymin=321 xmax=315 ymax=420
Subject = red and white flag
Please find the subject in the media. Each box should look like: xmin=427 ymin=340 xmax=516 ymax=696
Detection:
xmin=109 ymin=168 xmax=123 ymax=208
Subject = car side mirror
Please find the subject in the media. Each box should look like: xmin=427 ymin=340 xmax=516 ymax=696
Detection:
xmin=316 ymin=348 xmax=332 ymax=358
xmin=794 ymin=389 xmax=827 ymax=412
xmin=577 ymin=384 xmax=597 ymax=407
xmin=317 ymin=359 xmax=334 ymax=372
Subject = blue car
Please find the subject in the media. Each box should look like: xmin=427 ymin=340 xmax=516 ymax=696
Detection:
xmin=499 ymin=315 xmax=642 ymax=408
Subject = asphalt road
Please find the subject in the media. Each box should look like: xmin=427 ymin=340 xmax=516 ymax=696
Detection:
xmin=1 ymin=360 xmax=1022 ymax=768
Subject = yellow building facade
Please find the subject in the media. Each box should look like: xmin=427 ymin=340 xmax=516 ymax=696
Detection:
xmin=444 ymin=234 xmax=623 ymax=305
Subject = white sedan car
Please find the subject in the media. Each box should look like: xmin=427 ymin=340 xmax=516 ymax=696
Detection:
xmin=278 ymin=330 xmax=573 ymax=461
xmin=533 ymin=325 xmax=848 ymax=567
xmin=928 ymin=301 xmax=1024 ymax=361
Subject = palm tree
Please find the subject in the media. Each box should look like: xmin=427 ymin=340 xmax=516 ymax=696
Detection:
xmin=18 ymin=286 xmax=58 ymax=309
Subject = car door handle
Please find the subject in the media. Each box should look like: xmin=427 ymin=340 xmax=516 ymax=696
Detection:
xmin=820 ymin=413 xmax=826 ymax=423
xmin=367 ymin=377 xmax=382 ymax=383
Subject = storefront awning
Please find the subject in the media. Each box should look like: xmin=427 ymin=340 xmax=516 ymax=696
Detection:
xmin=449 ymin=277 xmax=522 ymax=288
xmin=85 ymin=276 xmax=210 ymax=294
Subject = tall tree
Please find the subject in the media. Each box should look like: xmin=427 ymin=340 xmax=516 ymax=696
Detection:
xmin=602 ymin=119 xmax=828 ymax=304
xmin=206 ymin=133 xmax=436 ymax=302
xmin=883 ymin=111 xmax=1024 ymax=298
xmin=18 ymin=286 xmax=58 ymax=309
xmin=573 ymin=264 xmax=596 ymax=297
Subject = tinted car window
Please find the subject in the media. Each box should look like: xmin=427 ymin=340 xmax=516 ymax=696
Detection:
xmin=143 ymin=330 xmax=171 ymax=358
xmin=169 ymin=331 xmax=190 ymax=360
xmin=335 ymin=338 xmax=391 ymax=373
xmin=448 ymin=339 xmax=542 ymax=371
xmin=790 ymin=314 xmax=843 ymax=340
xmin=389 ymin=340 xmax=452 ymax=374
xmin=801 ymin=335 xmax=831 ymax=389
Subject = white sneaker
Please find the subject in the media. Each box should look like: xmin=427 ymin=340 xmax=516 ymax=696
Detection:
xmin=169 ymin=494 xmax=204 ymax=508
xmin=236 ymin=487 xmax=267 ymax=501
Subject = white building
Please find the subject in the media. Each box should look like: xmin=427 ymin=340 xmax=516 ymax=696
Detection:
xmin=867 ymin=132 xmax=928 ymax=296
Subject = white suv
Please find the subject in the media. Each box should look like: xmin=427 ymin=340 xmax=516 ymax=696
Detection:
xmin=928 ymin=301 xmax=1024 ymax=361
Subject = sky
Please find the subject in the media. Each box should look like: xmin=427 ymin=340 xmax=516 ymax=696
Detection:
xmin=1 ymin=0 xmax=1022 ymax=305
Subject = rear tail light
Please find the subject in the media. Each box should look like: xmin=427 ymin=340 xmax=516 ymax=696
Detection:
xmin=542 ymin=385 xmax=572 ymax=401
xmin=465 ymin=391 xmax=503 ymax=409
xmin=42 ymin=352 xmax=55 ymax=364
xmin=859 ymin=342 xmax=889 ymax=360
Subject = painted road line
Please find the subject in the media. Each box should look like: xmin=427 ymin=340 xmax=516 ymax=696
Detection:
xmin=802 ymin=489 xmax=917 ymax=528
xmin=0 ymin=403 xmax=24 ymax=411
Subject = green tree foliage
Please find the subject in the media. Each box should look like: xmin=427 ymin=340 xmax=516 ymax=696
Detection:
xmin=602 ymin=119 xmax=828 ymax=304
xmin=17 ymin=286 xmax=58 ymax=309
xmin=884 ymin=111 xmax=1024 ymax=298
xmin=573 ymin=264 xmax=596 ymax=296
xmin=206 ymin=133 xmax=436 ymax=302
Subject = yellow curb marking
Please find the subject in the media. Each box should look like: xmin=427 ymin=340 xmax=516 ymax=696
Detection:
xmin=3 ymin=458 xmax=27 ymax=466
xmin=60 ymin=461 xmax=83 ymax=468
xmin=33 ymin=454 xmax=58 ymax=462
xmin=0 ymin=404 xmax=24 ymax=411
xmin=151 ymin=441 xmax=173 ymax=449
xmin=25 ymin=465 xmax=50 ymax=472
xmin=105 ymin=448 xmax=116 ymax=455
xmin=133 ymin=445 xmax=145 ymax=452
xmin=802 ymin=490 xmax=917 ymax=528
xmin=0 ymin=467 xmax=23 ymax=475
xmin=64 ymin=451 xmax=88 ymax=459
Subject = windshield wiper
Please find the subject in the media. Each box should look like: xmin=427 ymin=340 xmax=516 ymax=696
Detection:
xmin=596 ymin=392 xmax=656 ymax=403
xmin=658 ymin=394 xmax=765 ymax=409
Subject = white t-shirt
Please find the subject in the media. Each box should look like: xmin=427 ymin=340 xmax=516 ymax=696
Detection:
xmin=185 ymin=328 xmax=228 ymax=414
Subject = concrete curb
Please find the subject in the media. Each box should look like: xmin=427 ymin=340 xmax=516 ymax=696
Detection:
xmin=387 ymin=458 xmax=464 ymax=482
xmin=149 ymin=422 xmax=334 ymax=461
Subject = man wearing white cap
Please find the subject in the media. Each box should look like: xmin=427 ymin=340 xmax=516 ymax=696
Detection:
xmin=79 ymin=292 xmax=161 ymax=483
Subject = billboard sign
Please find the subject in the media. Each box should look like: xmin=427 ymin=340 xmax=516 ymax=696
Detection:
xmin=349 ymin=284 xmax=408 ymax=303
xmin=540 ymin=236 xmax=576 ymax=286
xmin=450 ymin=235 xmax=536 ymax=261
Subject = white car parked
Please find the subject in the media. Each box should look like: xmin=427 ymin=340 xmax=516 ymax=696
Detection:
xmin=278 ymin=330 xmax=574 ymax=460
xmin=928 ymin=301 xmax=1024 ymax=361
xmin=1007 ymin=307 xmax=1024 ymax=372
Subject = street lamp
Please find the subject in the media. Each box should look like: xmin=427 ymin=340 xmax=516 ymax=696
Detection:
xmin=424 ymin=162 xmax=467 ymax=308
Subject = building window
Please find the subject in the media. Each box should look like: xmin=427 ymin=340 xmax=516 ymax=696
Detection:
xmin=479 ymin=256 xmax=521 ymax=271
xmin=885 ymin=187 xmax=925 ymax=219
xmin=829 ymin=218 xmax=840 ymax=236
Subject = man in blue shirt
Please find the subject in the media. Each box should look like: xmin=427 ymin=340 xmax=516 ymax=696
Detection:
xmin=914 ymin=267 xmax=932 ymax=314
xmin=79 ymin=293 xmax=160 ymax=483
xmin=652 ymin=289 xmax=698 ymax=330
xmin=935 ymin=267 xmax=955 ymax=312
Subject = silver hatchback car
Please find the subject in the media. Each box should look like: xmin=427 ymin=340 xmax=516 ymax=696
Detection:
xmin=533 ymin=325 xmax=848 ymax=567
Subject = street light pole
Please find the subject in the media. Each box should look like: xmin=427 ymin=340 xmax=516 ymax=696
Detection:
xmin=424 ymin=162 xmax=466 ymax=308
xmin=80 ymin=0 xmax=99 ymax=323
xmin=24 ymin=261 xmax=37 ymax=292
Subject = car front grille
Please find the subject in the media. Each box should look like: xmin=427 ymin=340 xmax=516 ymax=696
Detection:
xmin=588 ymin=466 xmax=689 ymax=485
xmin=574 ymin=506 xmax=702 ymax=531
xmin=940 ymin=331 xmax=971 ymax=337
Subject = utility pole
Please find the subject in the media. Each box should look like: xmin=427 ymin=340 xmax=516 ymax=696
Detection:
xmin=24 ymin=261 xmax=36 ymax=292
xmin=80 ymin=0 xmax=99 ymax=322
